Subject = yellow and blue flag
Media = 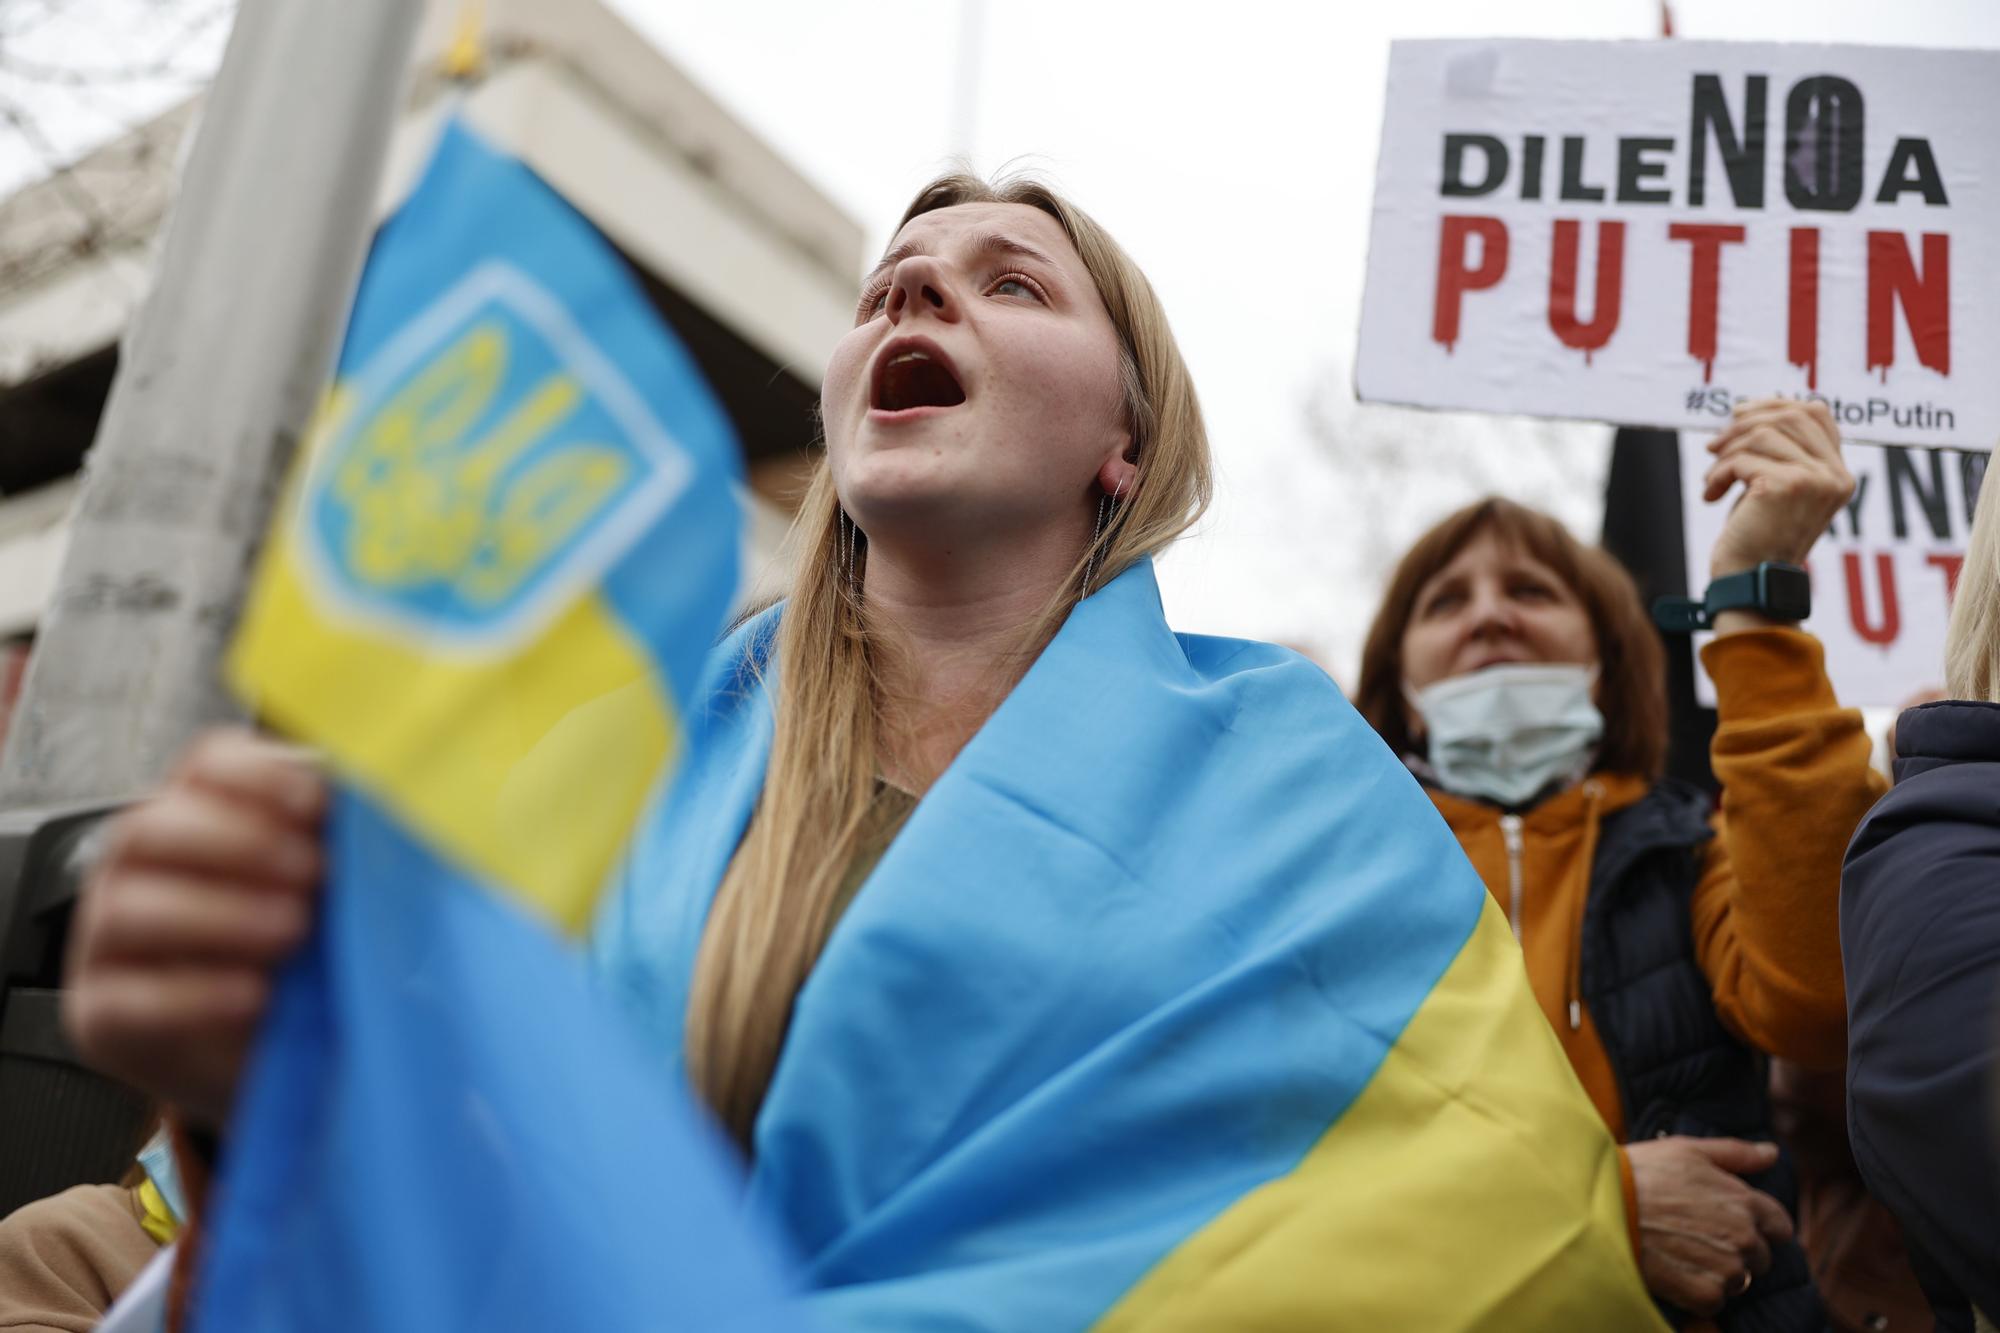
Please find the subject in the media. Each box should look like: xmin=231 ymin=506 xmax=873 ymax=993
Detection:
xmin=596 ymin=558 xmax=1670 ymax=1330
xmin=196 ymin=120 xmax=801 ymax=1329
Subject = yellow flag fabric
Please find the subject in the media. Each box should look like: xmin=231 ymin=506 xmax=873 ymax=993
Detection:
xmin=228 ymin=123 xmax=741 ymax=931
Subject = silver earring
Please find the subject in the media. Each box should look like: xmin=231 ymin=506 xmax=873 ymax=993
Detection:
xmin=1081 ymin=475 xmax=1128 ymax=597
xmin=838 ymin=509 xmax=860 ymax=598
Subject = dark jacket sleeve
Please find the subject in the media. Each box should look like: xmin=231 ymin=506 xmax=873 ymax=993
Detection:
xmin=1842 ymin=767 xmax=2000 ymax=1322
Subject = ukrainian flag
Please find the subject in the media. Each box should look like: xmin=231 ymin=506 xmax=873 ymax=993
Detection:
xmin=195 ymin=120 xmax=802 ymax=1329
xmin=597 ymin=560 xmax=1672 ymax=1330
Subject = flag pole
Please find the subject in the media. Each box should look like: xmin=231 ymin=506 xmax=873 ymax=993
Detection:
xmin=0 ymin=2 xmax=424 ymax=808
xmin=951 ymin=0 xmax=985 ymax=163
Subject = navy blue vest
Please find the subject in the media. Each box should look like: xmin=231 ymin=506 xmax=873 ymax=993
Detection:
xmin=1579 ymin=779 xmax=1827 ymax=1333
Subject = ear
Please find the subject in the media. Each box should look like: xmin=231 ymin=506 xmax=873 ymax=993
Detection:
xmin=1096 ymin=448 xmax=1138 ymax=500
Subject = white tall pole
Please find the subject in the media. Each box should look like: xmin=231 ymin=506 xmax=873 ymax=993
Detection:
xmin=951 ymin=0 xmax=985 ymax=164
xmin=0 ymin=1 xmax=423 ymax=807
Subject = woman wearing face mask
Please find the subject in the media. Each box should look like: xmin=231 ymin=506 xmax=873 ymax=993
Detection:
xmin=64 ymin=174 xmax=1667 ymax=1329
xmin=1356 ymin=398 xmax=1885 ymax=1331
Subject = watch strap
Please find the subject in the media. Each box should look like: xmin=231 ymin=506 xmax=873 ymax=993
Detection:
xmin=1702 ymin=568 xmax=1763 ymax=618
xmin=1651 ymin=562 xmax=1810 ymax=633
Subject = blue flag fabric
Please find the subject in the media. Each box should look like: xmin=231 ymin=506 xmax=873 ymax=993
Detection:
xmin=593 ymin=559 xmax=1660 ymax=1330
xmin=196 ymin=120 xmax=804 ymax=1329
xmin=194 ymin=795 xmax=802 ymax=1330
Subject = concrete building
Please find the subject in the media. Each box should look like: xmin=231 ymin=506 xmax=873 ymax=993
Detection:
xmin=0 ymin=0 xmax=860 ymax=740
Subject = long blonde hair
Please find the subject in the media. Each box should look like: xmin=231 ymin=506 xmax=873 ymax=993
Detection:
xmin=684 ymin=173 xmax=1212 ymax=1145
xmin=1946 ymin=455 xmax=2000 ymax=702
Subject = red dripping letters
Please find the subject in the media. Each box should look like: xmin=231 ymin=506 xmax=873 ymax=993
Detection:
xmin=1547 ymin=220 xmax=1626 ymax=363
xmin=1425 ymin=218 xmax=1953 ymax=384
xmin=1667 ymin=224 xmax=1745 ymax=383
xmin=1433 ymin=215 xmax=1509 ymax=353
xmin=1867 ymin=231 xmax=1951 ymax=379
xmin=1844 ymin=551 xmax=1901 ymax=647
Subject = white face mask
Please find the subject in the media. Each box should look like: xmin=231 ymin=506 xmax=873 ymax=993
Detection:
xmin=1405 ymin=663 xmax=1604 ymax=808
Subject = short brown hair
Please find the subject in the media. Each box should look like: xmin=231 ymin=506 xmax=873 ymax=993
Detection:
xmin=1354 ymin=497 xmax=1667 ymax=780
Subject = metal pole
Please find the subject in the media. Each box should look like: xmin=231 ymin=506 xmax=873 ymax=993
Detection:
xmin=0 ymin=0 xmax=423 ymax=808
xmin=951 ymin=0 xmax=984 ymax=164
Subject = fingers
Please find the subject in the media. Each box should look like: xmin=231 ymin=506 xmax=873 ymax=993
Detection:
xmin=1702 ymin=452 xmax=1788 ymax=505
xmin=1648 ymin=1256 xmax=1729 ymax=1318
xmin=1736 ymin=1217 xmax=1774 ymax=1280
xmin=1700 ymin=449 xmax=1844 ymax=508
xmin=79 ymin=871 xmax=314 ymax=967
xmin=59 ymin=725 xmax=327 ymax=1127
xmin=1717 ymin=1192 xmax=1782 ymax=1297
xmin=65 ymin=965 xmax=269 ymax=1050
xmin=1632 ymin=1137 xmax=1790 ymax=1317
xmin=1701 ymin=457 xmax=1746 ymax=505
xmin=105 ymin=786 xmax=321 ymax=889
xmin=1713 ymin=397 xmax=1840 ymax=460
xmin=1709 ymin=425 xmax=1851 ymax=495
xmin=61 ymin=964 xmax=267 ymax=1127
xmin=1701 ymin=430 xmax=1854 ymax=518
xmin=1670 ymin=1264 xmax=1731 ymax=1319
xmin=173 ymin=728 xmax=327 ymax=828
xmin=1654 ymin=1202 xmax=1768 ymax=1311
xmin=1705 ymin=398 xmax=1849 ymax=517
xmin=1709 ymin=421 xmax=1819 ymax=468
xmin=1744 ymin=1184 xmax=1796 ymax=1247
xmin=1685 ymin=1137 xmax=1781 ymax=1175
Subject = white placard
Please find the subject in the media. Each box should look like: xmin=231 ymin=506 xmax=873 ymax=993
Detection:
xmin=1358 ymin=39 xmax=2000 ymax=449
xmin=1679 ymin=438 xmax=1980 ymax=707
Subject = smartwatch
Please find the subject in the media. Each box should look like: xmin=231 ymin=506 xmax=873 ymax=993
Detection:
xmin=1652 ymin=561 xmax=1811 ymax=633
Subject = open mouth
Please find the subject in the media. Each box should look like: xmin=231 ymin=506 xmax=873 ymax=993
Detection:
xmin=872 ymin=340 xmax=967 ymax=413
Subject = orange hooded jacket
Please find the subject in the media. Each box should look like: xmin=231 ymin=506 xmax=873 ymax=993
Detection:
xmin=1422 ymin=628 xmax=1885 ymax=1247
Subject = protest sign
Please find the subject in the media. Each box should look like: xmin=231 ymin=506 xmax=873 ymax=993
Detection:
xmin=1357 ymin=40 xmax=2000 ymax=449
xmin=1679 ymin=436 xmax=1983 ymax=707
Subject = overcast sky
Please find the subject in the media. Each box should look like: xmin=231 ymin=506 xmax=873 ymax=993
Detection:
xmin=604 ymin=0 xmax=2000 ymax=676
xmin=4 ymin=0 xmax=1997 ymax=678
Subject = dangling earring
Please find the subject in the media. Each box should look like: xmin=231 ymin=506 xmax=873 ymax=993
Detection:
xmin=1081 ymin=474 xmax=1128 ymax=597
xmin=837 ymin=508 xmax=861 ymax=599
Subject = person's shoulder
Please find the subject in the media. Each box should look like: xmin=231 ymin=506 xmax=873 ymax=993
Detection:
xmin=1839 ymin=703 xmax=1999 ymax=895
xmin=1852 ymin=757 xmax=2000 ymax=862
xmin=1891 ymin=700 xmax=2000 ymax=786
xmin=0 ymin=1183 xmax=157 ymax=1307
xmin=1865 ymin=698 xmax=2000 ymax=840
xmin=1843 ymin=748 xmax=2000 ymax=942
xmin=0 ymin=1181 xmax=143 ymax=1240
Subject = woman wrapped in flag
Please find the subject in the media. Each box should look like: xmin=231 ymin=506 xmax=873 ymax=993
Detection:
xmin=588 ymin=174 xmax=1666 ymax=1330
xmin=63 ymin=171 xmax=1668 ymax=1329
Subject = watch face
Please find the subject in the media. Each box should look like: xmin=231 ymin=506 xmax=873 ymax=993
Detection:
xmin=1762 ymin=564 xmax=1813 ymax=621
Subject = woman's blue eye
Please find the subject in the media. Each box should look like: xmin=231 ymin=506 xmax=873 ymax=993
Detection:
xmin=993 ymin=278 xmax=1037 ymax=299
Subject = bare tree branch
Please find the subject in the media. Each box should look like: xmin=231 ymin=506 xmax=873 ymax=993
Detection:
xmin=0 ymin=0 xmax=237 ymax=375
